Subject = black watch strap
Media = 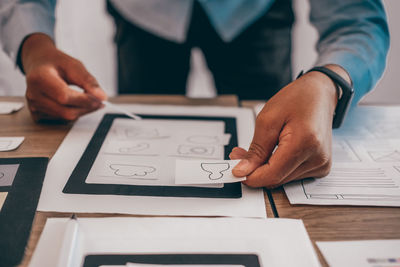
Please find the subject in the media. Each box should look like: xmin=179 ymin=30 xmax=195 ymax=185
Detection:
xmin=298 ymin=66 xmax=354 ymax=129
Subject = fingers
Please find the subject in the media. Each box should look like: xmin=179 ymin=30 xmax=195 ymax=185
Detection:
xmin=25 ymin=60 xmax=107 ymax=121
xmin=27 ymin=91 xmax=99 ymax=122
xmin=35 ymin=69 xmax=103 ymax=108
xmin=229 ymin=147 xmax=247 ymax=160
xmin=232 ymin=113 xmax=283 ymax=177
xmin=61 ymin=59 xmax=107 ymax=101
xmin=264 ymin=157 xmax=332 ymax=189
xmin=244 ymin=125 xmax=331 ymax=188
xmin=243 ymin=132 xmax=310 ymax=187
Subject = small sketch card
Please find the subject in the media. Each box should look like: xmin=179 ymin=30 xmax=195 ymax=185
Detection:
xmin=175 ymin=159 xmax=246 ymax=185
xmin=0 ymin=137 xmax=24 ymax=151
xmin=0 ymin=102 xmax=24 ymax=114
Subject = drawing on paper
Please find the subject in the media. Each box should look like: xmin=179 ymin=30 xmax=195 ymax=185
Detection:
xmin=368 ymin=150 xmax=400 ymax=162
xmin=0 ymin=172 xmax=4 ymax=179
xmin=109 ymin=164 xmax=156 ymax=178
xmin=118 ymin=143 xmax=150 ymax=154
xmin=394 ymin=166 xmax=400 ymax=174
xmin=332 ymin=139 xmax=361 ymax=162
xmin=0 ymin=140 xmax=12 ymax=150
xmin=201 ymin=163 xmax=230 ymax=180
xmin=177 ymin=145 xmax=215 ymax=156
xmin=300 ymin=167 xmax=400 ymax=201
xmin=187 ymin=135 xmax=220 ymax=144
xmin=123 ymin=128 xmax=167 ymax=140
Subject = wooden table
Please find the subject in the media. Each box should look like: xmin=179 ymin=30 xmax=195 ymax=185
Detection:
xmin=0 ymin=95 xmax=274 ymax=267
xmin=241 ymin=100 xmax=400 ymax=266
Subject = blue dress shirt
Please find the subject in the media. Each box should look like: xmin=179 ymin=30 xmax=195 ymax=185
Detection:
xmin=0 ymin=0 xmax=390 ymax=103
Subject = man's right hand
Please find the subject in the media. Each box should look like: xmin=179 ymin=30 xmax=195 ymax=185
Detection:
xmin=21 ymin=33 xmax=107 ymax=122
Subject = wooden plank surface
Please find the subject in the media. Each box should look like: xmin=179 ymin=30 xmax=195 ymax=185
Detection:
xmin=0 ymin=95 xmax=273 ymax=267
xmin=241 ymin=100 xmax=400 ymax=266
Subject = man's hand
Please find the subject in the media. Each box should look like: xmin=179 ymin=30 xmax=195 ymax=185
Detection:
xmin=230 ymin=65 xmax=350 ymax=188
xmin=21 ymin=33 xmax=107 ymax=122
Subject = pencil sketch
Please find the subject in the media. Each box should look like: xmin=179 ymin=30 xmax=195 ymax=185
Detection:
xmin=118 ymin=143 xmax=150 ymax=154
xmin=300 ymin=166 xmax=399 ymax=201
xmin=394 ymin=166 xmax=400 ymax=174
xmin=332 ymin=139 xmax=361 ymax=162
xmin=187 ymin=135 xmax=220 ymax=145
xmin=109 ymin=164 xmax=156 ymax=178
xmin=368 ymin=150 xmax=400 ymax=162
xmin=122 ymin=127 xmax=168 ymax=140
xmin=177 ymin=145 xmax=215 ymax=156
xmin=201 ymin=163 xmax=230 ymax=180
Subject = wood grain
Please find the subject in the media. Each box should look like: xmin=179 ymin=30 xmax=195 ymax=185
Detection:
xmin=0 ymin=95 xmax=273 ymax=267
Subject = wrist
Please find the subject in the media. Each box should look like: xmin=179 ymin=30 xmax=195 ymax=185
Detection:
xmin=21 ymin=33 xmax=57 ymax=73
xmin=304 ymin=70 xmax=338 ymax=115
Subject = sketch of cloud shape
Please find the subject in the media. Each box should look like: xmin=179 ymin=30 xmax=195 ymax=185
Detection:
xmin=109 ymin=164 xmax=156 ymax=177
xmin=201 ymin=163 xmax=230 ymax=180
xmin=118 ymin=143 xmax=150 ymax=153
xmin=177 ymin=145 xmax=214 ymax=155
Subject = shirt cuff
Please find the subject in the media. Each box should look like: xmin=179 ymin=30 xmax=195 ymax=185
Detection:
xmin=1 ymin=3 xmax=55 ymax=66
xmin=315 ymin=50 xmax=373 ymax=106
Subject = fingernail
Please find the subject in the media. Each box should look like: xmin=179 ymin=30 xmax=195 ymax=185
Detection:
xmin=233 ymin=159 xmax=250 ymax=173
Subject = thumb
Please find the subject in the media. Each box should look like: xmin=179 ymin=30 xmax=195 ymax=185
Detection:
xmin=232 ymin=115 xmax=281 ymax=177
xmin=63 ymin=59 xmax=108 ymax=101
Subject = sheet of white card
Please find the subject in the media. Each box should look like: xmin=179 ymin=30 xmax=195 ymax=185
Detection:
xmin=29 ymin=217 xmax=320 ymax=267
xmin=0 ymin=102 xmax=24 ymax=114
xmin=175 ymin=159 xmax=245 ymax=184
xmin=0 ymin=137 xmax=24 ymax=151
xmin=317 ymin=240 xmax=400 ymax=267
xmin=37 ymin=105 xmax=266 ymax=218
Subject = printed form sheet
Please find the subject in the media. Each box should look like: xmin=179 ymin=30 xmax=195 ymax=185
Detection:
xmin=37 ymin=104 xmax=266 ymax=218
xmin=29 ymin=217 xmax=320 ymax=267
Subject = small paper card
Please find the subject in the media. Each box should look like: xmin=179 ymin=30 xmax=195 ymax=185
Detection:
xmin=175 ymin=159 xmax=246 ymax=185
xmin=0 ymin=102 xmax=24 ymax=114
xmin=0 ymin=137 xmax=25 ymax=151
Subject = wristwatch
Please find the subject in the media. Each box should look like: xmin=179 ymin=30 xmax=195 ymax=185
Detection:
xmin=298 ymin=66 xmax=354 ymax=129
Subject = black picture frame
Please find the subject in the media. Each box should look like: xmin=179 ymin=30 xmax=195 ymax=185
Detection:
xmin=83 ymin=253 xmax=261 ymax=267
xmin=63 ymin=114 xmax=242 ymax=198
xmin=0 ymin=157 xmax=48 ymax=267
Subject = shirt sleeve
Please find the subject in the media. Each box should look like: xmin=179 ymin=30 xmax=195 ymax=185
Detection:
xmin=0 ymin=0 xmax=57 ymax=65
xmin=309 ymin=0 xmax=390 ymax=104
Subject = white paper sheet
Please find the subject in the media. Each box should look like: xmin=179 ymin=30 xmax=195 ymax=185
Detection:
xmin=0 ymin=101 xmax=24 ymax=114
xmin=317 ymin=240 xmax=400 ymax=267
xmin=0 ymin=137 xmax=24 ymax=151
xmin=175 ymin=159 xmax=245 ymax=184
xmin=29 ymin=217 xmax=320 ymax=267
xmin=37 ymin=105 xmax=266 ymax=218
